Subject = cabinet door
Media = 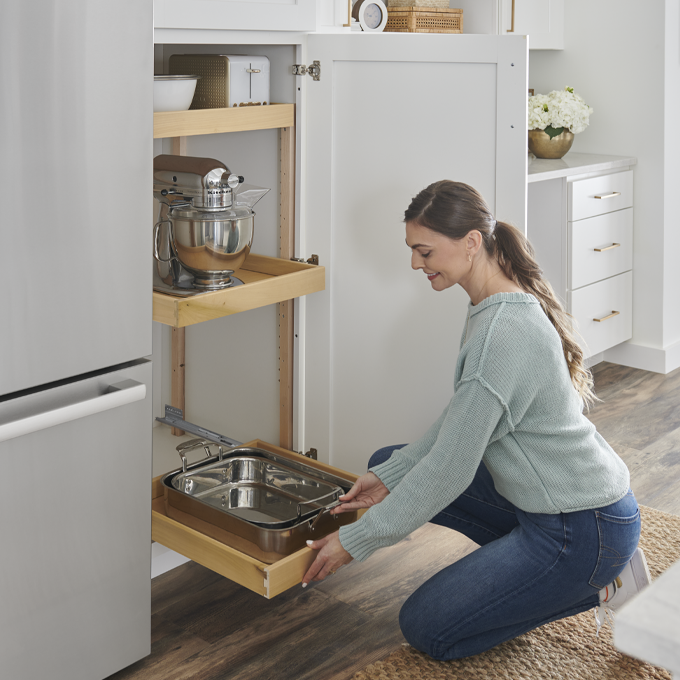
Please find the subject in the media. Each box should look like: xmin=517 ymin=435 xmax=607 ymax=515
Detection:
xmin=300 ymin=34 xmax=528 ymax=474
xmin=502 ymin=0 xmax=564 ymax=50
xmin=154 ymin=0 xmax=316 ymax=31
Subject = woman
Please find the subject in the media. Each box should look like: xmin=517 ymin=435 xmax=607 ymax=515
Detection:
xmin=302 ymin=180 xmax=650 ymax=660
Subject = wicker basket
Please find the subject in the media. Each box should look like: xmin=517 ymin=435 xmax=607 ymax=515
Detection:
xmin=388 ymin=0 xmax=449 ymax=7
xmin=385 ymin=7 xmax=463 ymax=33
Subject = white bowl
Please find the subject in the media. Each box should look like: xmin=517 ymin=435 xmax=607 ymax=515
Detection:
xmin=153 ymin=75 xmax=200 ymax=113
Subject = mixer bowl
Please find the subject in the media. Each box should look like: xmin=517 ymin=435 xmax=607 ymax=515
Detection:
xmin=168 ymin=205 xmax=254 ymax=289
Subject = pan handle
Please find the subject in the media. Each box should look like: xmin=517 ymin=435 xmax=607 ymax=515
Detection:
xmin=297 ymin=488 xmax=343 ymax=528
xmin=309 ymin=500 xmax=342 ymax=532
xmin=176 ymin=438 xmax=224 ymax=472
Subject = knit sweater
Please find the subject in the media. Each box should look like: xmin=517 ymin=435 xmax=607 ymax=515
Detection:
xmin=338 ymin=292 xmax=630 ymax=563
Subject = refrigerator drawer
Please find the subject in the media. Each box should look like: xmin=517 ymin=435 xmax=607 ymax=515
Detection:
xmin=152 ymin=439 xmax=363 ymax=598
xmin=0 ymin=360 xmax=152 ymax=680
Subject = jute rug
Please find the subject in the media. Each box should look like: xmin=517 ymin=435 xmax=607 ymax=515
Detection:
xmin=353 ymin=505 xmax=680 ymax=680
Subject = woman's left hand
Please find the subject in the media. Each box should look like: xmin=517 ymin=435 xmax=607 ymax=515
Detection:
xmin=302 ymin=530 xmax=353 ymax=587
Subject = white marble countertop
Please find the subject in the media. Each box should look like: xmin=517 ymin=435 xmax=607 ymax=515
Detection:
xmin=528 ymin=152 xmax=637 ymax=183
xmin=614 ymin=557 xmax=680 ymax=678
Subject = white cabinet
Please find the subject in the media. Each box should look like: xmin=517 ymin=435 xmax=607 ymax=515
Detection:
xmin=454 ymin=0 xmax=563 ymax=50
xmin=301 ymin=34 xmax=528 ymax=473
xmin=527 ymin=153 xmax=637 ymax=361
xmin=154 ymin=0 xmax=317 ymax=32
xmin=500 ymin=0 xmax=563 ymax=49
xmin=150 ymin=31 xmax=528 ymax=591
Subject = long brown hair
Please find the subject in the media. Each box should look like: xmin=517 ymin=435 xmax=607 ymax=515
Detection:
xmin=405 ymin=180 xmax=596 ymax=407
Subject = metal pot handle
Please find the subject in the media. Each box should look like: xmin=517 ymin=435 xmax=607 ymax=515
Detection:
xmin=309 ymin=500 xmax=342 ymax=531
xmin=176 ymin=438 xmax=224 ymax=472
xmin=297 ymin=488 xmax=343 ymax=529
xmin=153 ymin=219 xmax=176 ymax=263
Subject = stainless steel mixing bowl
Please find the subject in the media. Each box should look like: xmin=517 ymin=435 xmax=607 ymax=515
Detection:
xmin=164 ymin=205 xmax=254 ymax=289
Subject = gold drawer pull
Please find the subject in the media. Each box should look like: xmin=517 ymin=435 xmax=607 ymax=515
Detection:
xmin=593 ymin=311 xmax=620 ymax=323
xmin=594 ymin=243 xmax=621 ymax=252
xmin=594 ymin=191 xmax=621 ymax=199
xmin=506 ymin=0 xmax=515 ymax=31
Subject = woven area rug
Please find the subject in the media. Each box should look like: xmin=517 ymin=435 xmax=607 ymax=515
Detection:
xmin=353 ymin=505 xmax=680 ymax=680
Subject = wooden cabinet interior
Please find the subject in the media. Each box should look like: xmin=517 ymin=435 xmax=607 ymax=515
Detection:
xmin=153 ymin=105 xmax=322 ymax=449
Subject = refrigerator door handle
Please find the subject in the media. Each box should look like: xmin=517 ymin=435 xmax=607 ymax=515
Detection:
xmin=0 ymin=380 xmax=146 ymax=444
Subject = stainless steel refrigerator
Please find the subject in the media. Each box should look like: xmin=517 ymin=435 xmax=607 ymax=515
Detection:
xmin=0 ymin=1 xmax=153 ymax=678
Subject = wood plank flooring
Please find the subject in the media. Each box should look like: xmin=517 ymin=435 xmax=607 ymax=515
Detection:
xmin=107 ymin=362 xmax=680 ymax=680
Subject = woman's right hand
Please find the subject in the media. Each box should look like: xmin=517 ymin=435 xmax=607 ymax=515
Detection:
xmin=331 ymin=472 xmax=389 ymax=515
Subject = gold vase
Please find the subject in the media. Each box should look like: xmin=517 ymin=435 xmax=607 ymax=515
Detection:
xmin=528 ymin=129 xmax=575 ymax=159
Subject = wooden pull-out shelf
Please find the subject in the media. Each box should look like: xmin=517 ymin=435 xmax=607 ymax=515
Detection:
xmin=151 ymin=439 xmax=361 ymax=599
xmin=153 ymin=254 xmax=325 ymax=327
xmin=153 ymin=103 xmax=295 ymax=139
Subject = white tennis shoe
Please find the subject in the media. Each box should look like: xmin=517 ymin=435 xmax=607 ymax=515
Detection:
xmin=595 ymin=547 xmax=652 ymax=635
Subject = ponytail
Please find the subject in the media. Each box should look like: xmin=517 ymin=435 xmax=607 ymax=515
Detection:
xmin=491 ymin=220 xmax=596 ymax=407
xmin=404 ymin=180 xmax=597 ymax=408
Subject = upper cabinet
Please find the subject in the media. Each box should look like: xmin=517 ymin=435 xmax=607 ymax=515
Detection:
xmin=501 ymin=0 xmax=563 ymax=49
xmin=455 ymin=0 xmax=563 ymax=50
xmin=154 ymin=0 xmax=317 ymax=32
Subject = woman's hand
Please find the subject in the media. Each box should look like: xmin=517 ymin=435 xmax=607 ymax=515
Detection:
xmin=331 ymin=471 xmax=389 ymax=516
xmin=302 ymin=530 xmax=353 ymax=586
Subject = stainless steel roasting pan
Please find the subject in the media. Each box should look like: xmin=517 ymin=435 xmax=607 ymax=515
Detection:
xmin=161 ymin=445 xmax=358 ymax=563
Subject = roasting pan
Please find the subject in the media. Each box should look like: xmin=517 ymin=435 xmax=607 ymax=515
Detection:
xmin=161 ymin=443 xmax=358 ymax=563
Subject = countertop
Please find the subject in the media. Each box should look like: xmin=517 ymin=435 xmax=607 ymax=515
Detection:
xmin=614 ymin=557 xmax=680 ymax=678
xmin=528 ymin=152 xmax=637 ymax=183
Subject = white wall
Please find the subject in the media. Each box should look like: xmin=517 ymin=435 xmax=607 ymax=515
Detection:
xmin=529 ymin=0 xmax=680 ymax=373
xmin=664 ymin=0 xmax=680 ymax=351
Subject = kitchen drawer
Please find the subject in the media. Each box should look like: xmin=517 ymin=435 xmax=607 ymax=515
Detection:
xmin=152 ymin=439 xmax=363 ymax=598
xmin=569 ymin=271 xmax=632 ymax=358
xmin=569 ymin=170 xmax=633 ymax=222
xmin=569 ymin=208 xmax=633 ymax=290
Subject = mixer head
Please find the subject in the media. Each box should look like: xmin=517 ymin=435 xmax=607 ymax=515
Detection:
xmin=153 ymin=154 xmax=244 ymax=209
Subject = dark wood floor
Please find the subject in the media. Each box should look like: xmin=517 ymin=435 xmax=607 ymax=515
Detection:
xmin=108 ymin=362 xmax=680 ymax=680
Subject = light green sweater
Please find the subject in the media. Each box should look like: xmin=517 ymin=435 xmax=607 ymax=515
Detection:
xmin=339 ymin=292 xmax=630 ymax=563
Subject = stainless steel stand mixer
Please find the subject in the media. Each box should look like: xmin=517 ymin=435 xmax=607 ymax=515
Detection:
xmin=153 ymin=154 xmax=269 ymax=292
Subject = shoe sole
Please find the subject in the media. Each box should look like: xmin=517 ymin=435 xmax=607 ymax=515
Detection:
xmin=629 ymin=547 xmax=652 ymax=591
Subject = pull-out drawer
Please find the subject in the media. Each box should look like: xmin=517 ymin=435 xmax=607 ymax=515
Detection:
xmin=569 ymin=208 xmax=633 ymax=289
xmin=569 ymin=271 xmax=632 ymax=358
xmin=569 ymin=170 xmax=633 ymax=222
xmin=152 ymin=439 xmax=363 ymax=599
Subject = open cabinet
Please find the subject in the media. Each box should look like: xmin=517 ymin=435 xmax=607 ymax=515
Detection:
xmin=151 ymin=32 xmax=528 ymax=597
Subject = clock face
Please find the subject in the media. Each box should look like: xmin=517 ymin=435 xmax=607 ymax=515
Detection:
xmin=363 ymin=3 xmax=383 ymax=29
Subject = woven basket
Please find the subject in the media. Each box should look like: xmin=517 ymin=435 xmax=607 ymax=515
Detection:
xmin=388 ymin=0 xmax=450 ymax=7
xmin=385 ymin=7 xmax=463 ymax=33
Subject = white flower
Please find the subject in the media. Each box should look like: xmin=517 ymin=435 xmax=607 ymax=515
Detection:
xmin=528 ymin=87 xmax=593 ymax=134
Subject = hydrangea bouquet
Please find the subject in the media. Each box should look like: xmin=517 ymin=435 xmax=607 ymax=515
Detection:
xmin=528 ymin=87 xmax=593 ymax=139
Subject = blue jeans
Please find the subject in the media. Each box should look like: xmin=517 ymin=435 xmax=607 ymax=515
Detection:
xmin=369 ymin=445 xmax=641 ymax=660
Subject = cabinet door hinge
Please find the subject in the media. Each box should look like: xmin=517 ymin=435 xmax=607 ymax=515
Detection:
xmin=292 ymin=61 xmax=321 ymax=81
xmin=299 ymin=448 xmax=318 ymax=460
xmin=291 ymin=254 xmax=320 ymax=266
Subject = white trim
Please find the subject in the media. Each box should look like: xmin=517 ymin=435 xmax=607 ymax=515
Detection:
xmin=151 ymin=543 xmax=191 ymax=579
xmin=603 ymin=339 xmax=680 ymax=375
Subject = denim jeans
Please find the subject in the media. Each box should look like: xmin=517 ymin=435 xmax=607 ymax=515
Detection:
xmin=369 ymin=445 xmax=641 ymax=660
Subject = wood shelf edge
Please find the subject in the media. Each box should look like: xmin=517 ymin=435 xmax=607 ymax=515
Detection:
xmin=153 ymin=103 xmax=295 ymax=139
xmin=152 ymin=497 xmax=268 ymax=596
xmin=152 ymin=261 xmax=325 ymax=327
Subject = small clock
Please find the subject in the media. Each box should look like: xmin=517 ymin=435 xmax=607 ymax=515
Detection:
xmin=352 ymin=0 xmax=388 ymax=32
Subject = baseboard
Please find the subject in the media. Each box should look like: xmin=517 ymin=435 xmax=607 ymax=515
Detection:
xmin=585 ymin=353 xmax=604 ymax=369
xmin=603 ymin=339 xmax=680 ymax=374
xmin=151 ymin=542 xmax=191 ymax=579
